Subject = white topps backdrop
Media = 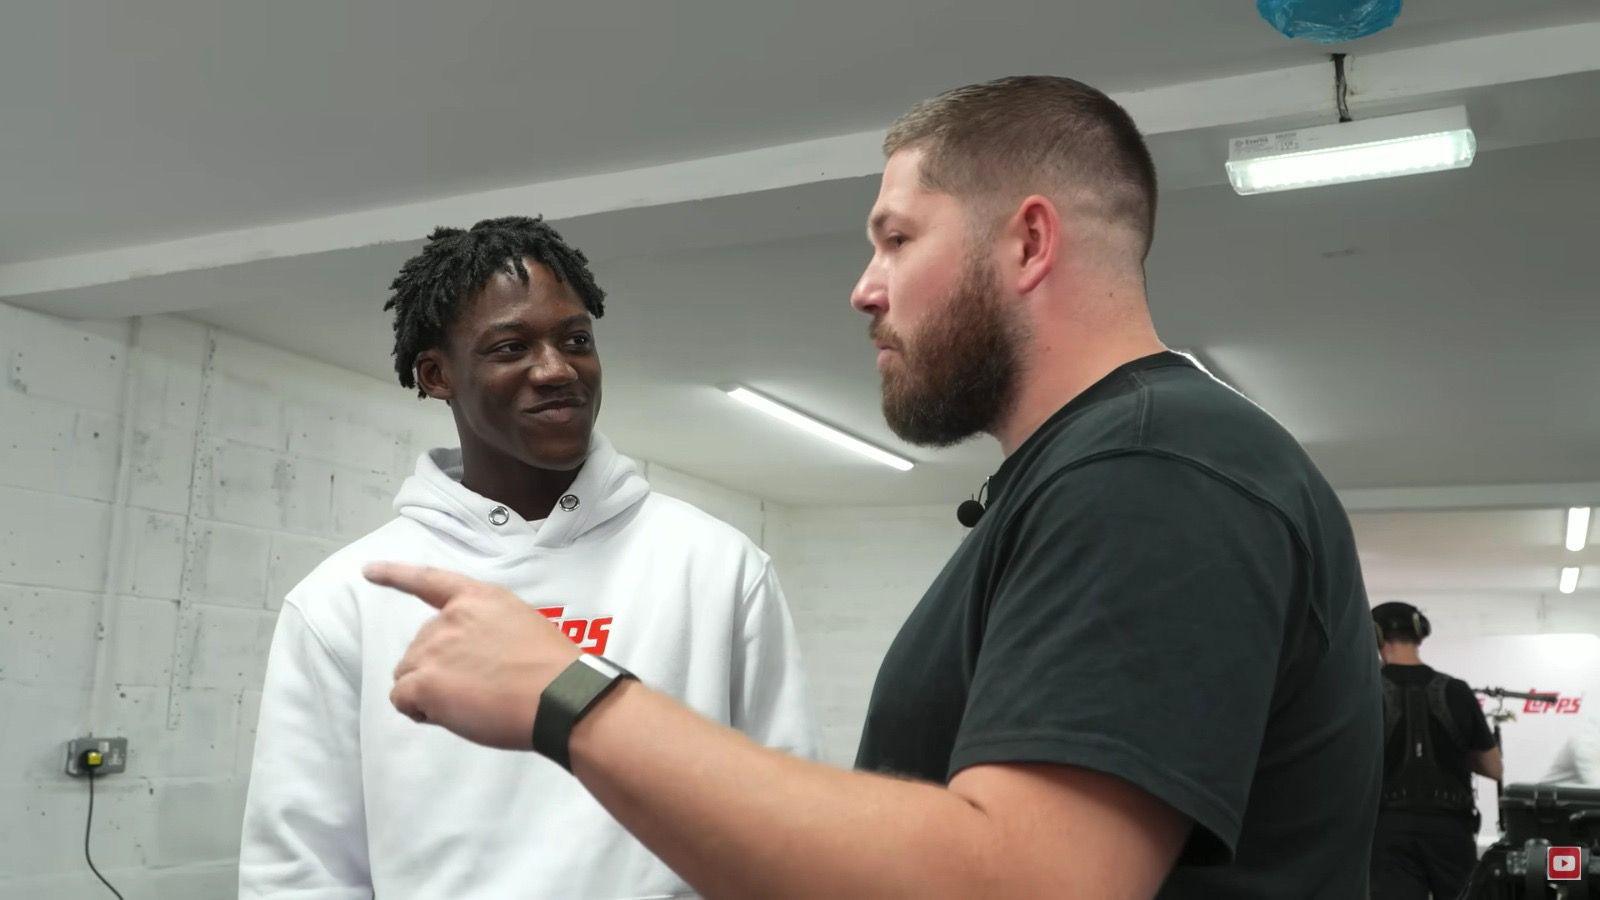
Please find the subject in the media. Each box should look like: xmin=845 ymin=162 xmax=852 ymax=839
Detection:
xmin=1422 ymin=633 xmax=1600 ymax=845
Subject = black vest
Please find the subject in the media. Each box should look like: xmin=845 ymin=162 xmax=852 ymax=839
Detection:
xmin=1380 ymin=673 xmax=1475 ymax=814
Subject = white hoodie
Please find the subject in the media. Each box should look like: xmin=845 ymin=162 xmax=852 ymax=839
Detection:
xmin=240 ymin=434 xmax=815 ymax=900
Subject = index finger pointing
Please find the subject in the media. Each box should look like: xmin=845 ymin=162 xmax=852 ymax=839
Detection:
xmin=363 ymin=562 xmax=478 ymax=610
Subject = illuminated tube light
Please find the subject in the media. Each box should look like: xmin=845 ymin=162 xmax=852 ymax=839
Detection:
xmin=1226 ymin=107 xmax=1475 ymax=196
xmin=1567 ymin=506 xmax=1592 ymax=552
xmin=723 ymin=385 xmax=914 ymax=472
xmin=1560 ymin=567 xmax=1581 ymax=595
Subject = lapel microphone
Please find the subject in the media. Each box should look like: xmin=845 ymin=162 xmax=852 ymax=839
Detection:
xmin=956 ymin=477 xmax=990 ymax=528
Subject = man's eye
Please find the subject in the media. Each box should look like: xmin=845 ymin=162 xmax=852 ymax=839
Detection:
xmin=492 ymin=342 xmax=526 ymax=354
xmin=567 ymin=333 xmax=593 ymax=349
xmin=887 ymin=235 xmax=908 ymax=249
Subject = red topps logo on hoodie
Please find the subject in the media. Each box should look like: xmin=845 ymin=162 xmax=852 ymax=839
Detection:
xmin=536 ymin=607 xmax=613 ymax=656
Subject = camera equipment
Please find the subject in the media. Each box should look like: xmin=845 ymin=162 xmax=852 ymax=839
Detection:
xmin=1464 ymin=784 xmax=1600 ymax=898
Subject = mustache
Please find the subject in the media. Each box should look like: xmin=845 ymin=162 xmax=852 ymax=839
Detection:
xmin=869 ymin=321 xmax=905 ymax=352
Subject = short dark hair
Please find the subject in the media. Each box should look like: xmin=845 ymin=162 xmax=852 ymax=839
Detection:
xmin=384 ymin=216 xmax=606 ymax=395
xmin=884 ymin=75 xmax=1158 ymax=260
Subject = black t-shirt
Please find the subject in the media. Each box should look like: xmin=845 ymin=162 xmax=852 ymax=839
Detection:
xmin=855 ymin=352 xmax=1383 ymax=899
xmin=1380 ymin=663 xmax=1497 ymax=807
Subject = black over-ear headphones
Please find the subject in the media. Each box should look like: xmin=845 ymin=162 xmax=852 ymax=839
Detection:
xmin=1371 ymin=601 xmax=1430 ymax=642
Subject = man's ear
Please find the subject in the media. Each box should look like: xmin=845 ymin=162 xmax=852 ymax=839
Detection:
xmin=1012 ymin=194 xmax=1061 ymax=296
xmin=415 ymin=349 xmax=454 ymax=401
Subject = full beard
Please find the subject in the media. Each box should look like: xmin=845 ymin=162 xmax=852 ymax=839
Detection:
xmin=877 ymin=253 xmax=1026 ymax=447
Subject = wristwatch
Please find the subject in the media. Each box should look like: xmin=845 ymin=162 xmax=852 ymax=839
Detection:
xmin=532 ymin=654 xmax=637 ymax=772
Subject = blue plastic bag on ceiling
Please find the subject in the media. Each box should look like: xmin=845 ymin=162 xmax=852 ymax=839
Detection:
xmin=1257 ymin=0 xmax=1402 ymax=43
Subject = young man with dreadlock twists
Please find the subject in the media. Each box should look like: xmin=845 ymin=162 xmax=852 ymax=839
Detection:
xmin=239 ymin=216 xmax=816 ymax=900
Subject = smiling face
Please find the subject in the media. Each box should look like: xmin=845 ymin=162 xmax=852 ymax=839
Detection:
xmin=416 ymin=258 xmax=602 ymax=472
xmin=850 ymin=148 xmax=1027 ymax=447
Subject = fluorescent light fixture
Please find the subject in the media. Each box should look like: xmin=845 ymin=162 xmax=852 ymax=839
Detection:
xmin=1568 ymin=507 xmax=1592 ymax=552
xmin=1560 ymin=566 xmax=1581 ymax=595
xmin=1226 ymin=106 xmax=1476 ymax=196
xmin=723 ymin=385 xmax=914 ymax=472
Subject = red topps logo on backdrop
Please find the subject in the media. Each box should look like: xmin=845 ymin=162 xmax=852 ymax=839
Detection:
xmin=536 ymin=606 xmax=613 ymax=656
xmin=1524 ymin=690 xmax=1583 ymax=715
xmin=1549 ymin=846 xmax=1583 ymax=881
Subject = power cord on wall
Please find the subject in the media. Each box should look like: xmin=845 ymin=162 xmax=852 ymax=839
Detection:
xmin=81 ymin=753 xmax=126 ymax=900
xmin=1332 ymin=53 xmax=1352 ymax=123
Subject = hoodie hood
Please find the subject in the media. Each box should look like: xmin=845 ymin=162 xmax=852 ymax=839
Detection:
xmin=393 ymin=431 xmax=649 ymax=555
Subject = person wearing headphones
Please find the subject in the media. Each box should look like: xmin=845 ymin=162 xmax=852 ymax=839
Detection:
xmin=1370 ymin=601 xmax=1503 ymax=900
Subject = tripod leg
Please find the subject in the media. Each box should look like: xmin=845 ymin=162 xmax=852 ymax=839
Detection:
xmin=1494 ymin=724 xmax=1503 ymax=835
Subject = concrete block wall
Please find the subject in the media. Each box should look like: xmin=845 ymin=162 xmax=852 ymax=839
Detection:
xmin=763 ymin=503 xmax=969 ymax=765
xmin=0 ymin=301 xmax=777 ymax=898
xmin=0 ymin=304 xmax=468 ymax=897
xmin=9 ymin=298 xmax=1582 ymax=896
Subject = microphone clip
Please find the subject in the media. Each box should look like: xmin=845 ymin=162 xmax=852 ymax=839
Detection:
xmin=956 ymin=477 xmax=990 ymax=528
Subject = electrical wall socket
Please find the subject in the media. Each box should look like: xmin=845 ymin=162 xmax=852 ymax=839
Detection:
xmin=64 ymin=736 xmax=129 ymax=777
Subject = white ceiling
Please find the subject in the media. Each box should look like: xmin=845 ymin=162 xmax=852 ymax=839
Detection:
xmin=3 ymin=0 xmax=1597 ymax=262
xmin=1354 ymin=508 xmax=1594 ymax=596
xmin=188 ymin=126 xmax=1600 ymax=508
xmin=1351 ymin=507 xmax=1595 ymax=630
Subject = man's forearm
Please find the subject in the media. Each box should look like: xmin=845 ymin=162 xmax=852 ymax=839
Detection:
xmin=365 ymin=562 xmax=1186 ymax=898
xmin=1472 ymin=748 xmax=1504 ymax=781
xmin=570 ymin=681 xmax=1000 ymax=899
